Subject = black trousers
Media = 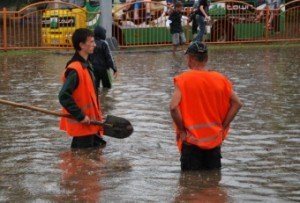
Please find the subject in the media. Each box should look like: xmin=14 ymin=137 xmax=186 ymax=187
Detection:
xmin=71 ymin=134 xmax=106 ymax=149
xmin=95 ymin=69 xmax=112 ymax=89
xmin=180 ymin=143 xmax=222 ymax=171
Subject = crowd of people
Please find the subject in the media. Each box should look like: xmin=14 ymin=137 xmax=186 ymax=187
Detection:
xmin=118 ymin=0 xmax=210 ymax=49
xmin=168 ymin=0 xmax=210 ymax=53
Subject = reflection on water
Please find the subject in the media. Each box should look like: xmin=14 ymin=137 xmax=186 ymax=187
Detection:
xmin=175 ymin=170 xmax=229 ymax=203
xmin=0 ymin=46 xmax=299 ymax=202
xmin=56 ymin=149 xmax=105 ymax=202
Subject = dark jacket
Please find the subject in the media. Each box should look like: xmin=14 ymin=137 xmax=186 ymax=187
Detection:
xmin=89 ymin=26 xmax=117 ymax=73
xmin=189 ymin=12 xmax=198 ymax=34
xmin=195 ymin=0 xmax=209 ymax=17
xmin=169 ymin=10 xmax=183 ymax=34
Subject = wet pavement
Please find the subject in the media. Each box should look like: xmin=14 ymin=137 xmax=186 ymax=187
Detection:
xmin=0 ymin=46 xmax=299 ymax=202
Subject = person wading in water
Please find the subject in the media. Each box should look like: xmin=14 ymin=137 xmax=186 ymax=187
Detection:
xmin=170 ymin=41 xmax=243 ymax=171
xmin=59 ymin=28 xmax=106 ymax=149
xmin=89 ymin=25 xmax=118 ymax=91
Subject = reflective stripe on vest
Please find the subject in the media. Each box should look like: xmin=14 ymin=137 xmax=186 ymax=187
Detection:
xmin=187 ymin=122 xmax=222 ymax=131
xmin=65 ymin=102 xmax=97 ymax=124
xmin=182 ymin=122 xmax=223 ymax=149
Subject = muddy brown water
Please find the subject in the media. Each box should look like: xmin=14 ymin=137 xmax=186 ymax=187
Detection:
xmin=0 ymin=46 xmax=299 ymax=202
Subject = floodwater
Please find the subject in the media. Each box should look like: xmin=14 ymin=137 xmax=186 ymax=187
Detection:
xmin=0 ymin=45 xmax=299 ymax=202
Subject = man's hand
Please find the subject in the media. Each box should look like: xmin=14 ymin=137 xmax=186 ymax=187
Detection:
xmin=221 ymin=128 xmax=227 ymax=141
xmin=179 ymin=130 xmax=188 ymax=141
xmin=205 ymin=16 xmax=211 ymax=22
xmin=113 ymin=71 xmax=118 ymax=79
xmin=80 ymin=115 xmax=90 ymax=124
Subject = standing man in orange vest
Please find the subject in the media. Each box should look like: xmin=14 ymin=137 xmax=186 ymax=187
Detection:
xmin=59 ymin=28 xmax=106 ymax=149
xmin=170 ymin=42 xmax=243 ymax=171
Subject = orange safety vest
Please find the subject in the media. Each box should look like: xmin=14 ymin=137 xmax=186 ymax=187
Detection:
xmin=60 ymin=61 xmax=103 ymax=137
xmin=174 ymin=70 xmax=232 ymax=151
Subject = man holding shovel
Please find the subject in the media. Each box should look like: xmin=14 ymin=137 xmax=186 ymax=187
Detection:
xmin=0 ymin=30 xmax=132 ymax=143
xmin=59 ymin=28 xmax=107 ymax=149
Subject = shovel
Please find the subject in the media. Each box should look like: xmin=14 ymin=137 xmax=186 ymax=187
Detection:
xmin=0 ymin=99 xmax=133 ymax=139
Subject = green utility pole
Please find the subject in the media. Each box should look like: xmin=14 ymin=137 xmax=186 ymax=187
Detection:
xmin=99 ymin=0 xmax=118 ymax=50
xmin=100 ymin=0 xmax=112 ymax=38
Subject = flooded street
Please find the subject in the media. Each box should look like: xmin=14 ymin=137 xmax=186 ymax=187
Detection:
xmin=0 ymin=46 xmax=299 ymax=202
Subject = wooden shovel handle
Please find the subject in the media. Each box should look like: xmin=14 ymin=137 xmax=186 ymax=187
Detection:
xmin=90 ymin=120 xmax=113 ymax=127
xmin=0 ymin=99 xmax=70 ymax=117
xmin=0 ymin=98 xmax=108 ymax=126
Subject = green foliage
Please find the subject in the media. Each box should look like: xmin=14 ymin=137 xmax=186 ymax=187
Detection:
xmin=209 ymin=5 xmax=226 ymax=16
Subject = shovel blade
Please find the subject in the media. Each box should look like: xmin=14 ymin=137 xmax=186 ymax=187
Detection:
xmin=103 ymin=115 xmax=134 ymax=139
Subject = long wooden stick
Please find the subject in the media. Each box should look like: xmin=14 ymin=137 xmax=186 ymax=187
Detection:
xmin=0 ymin=98 xmax=71 ymax=118
xmin=0 ymin=98 xmax=109 ymax=126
